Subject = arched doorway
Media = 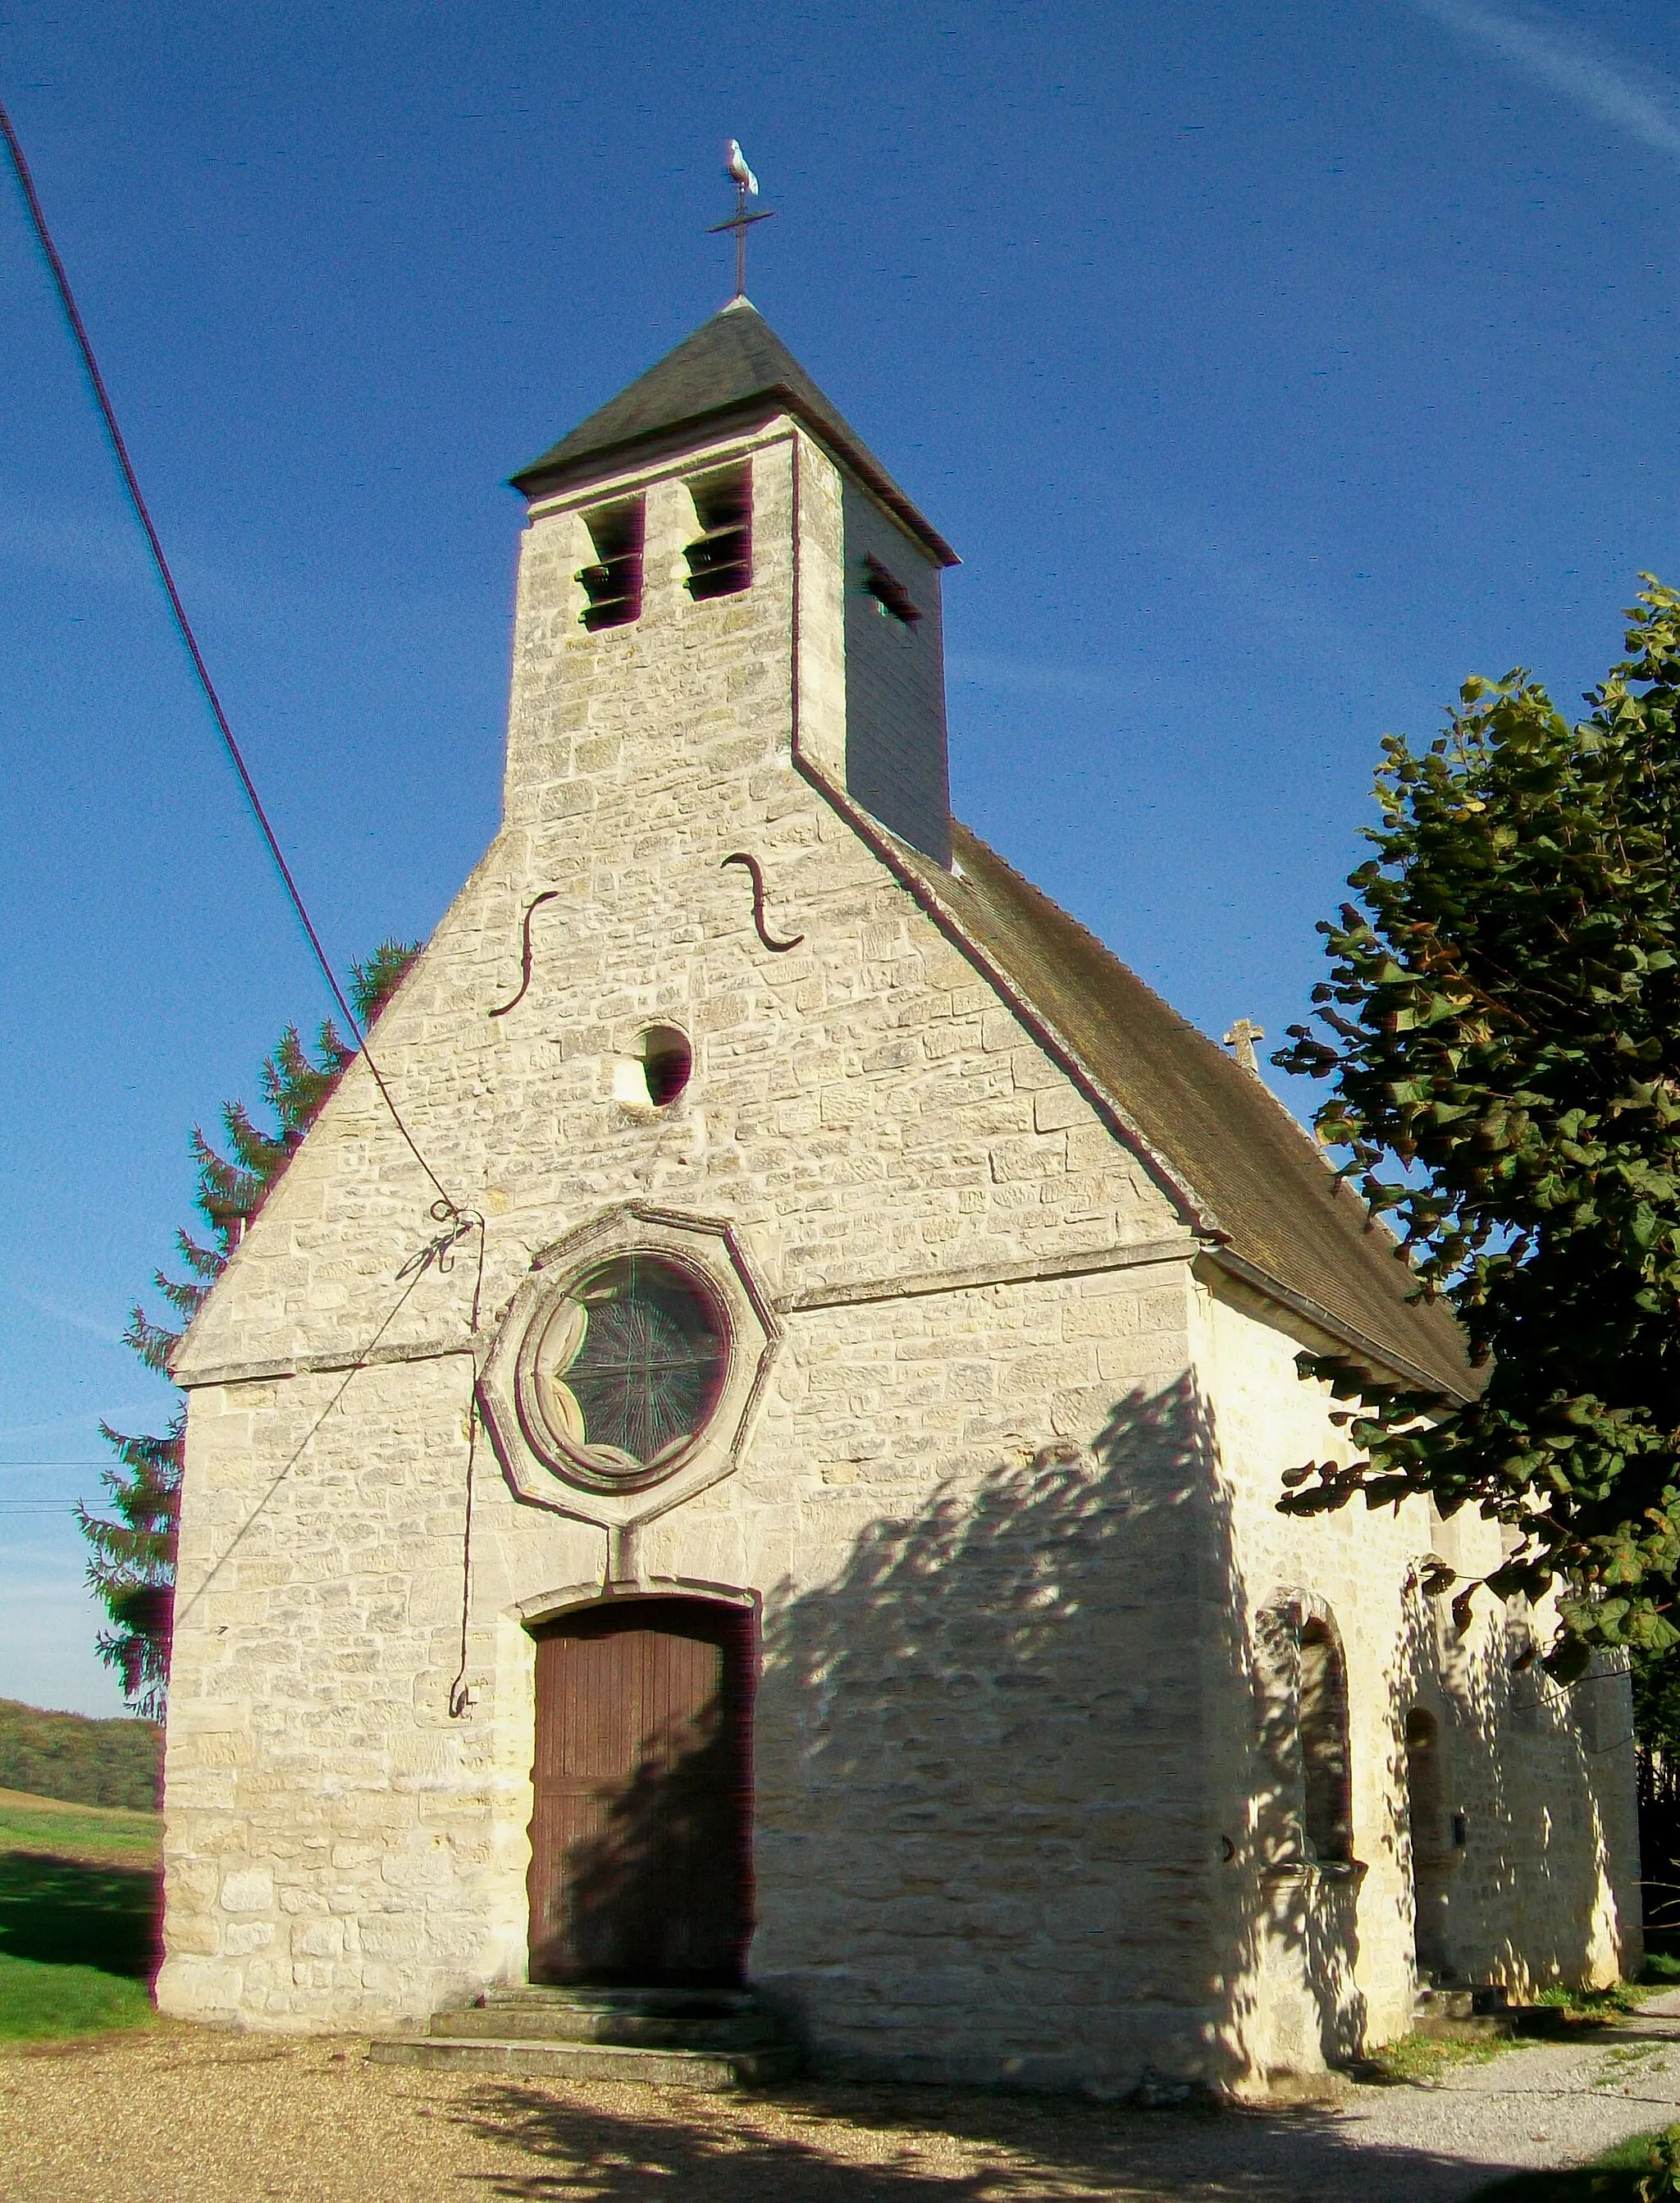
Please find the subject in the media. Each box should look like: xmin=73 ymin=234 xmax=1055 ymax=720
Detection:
xmin=1405 ymin=1707 xmax=1451 ymax=1981
xmin=527 ymin=1597 xmax=754 ymax=1986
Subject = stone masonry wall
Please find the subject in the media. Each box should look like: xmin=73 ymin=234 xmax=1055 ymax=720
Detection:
xmin=162 ymin=420 xmax=1225 ymax=2086
xmin=159 ymin=412 xmax=1639 ymax=2091
xmin=1194 ymin=1270 xmax=1641 ymax=2082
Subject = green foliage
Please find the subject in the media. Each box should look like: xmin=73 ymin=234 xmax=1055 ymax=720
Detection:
xmin=81 ymin=939 xmax=422 ymax=1713
xmin=1524 ymin=1980 xmax=1657 ymax=2026
xmin=1469 ymin=2138 xmax=1678 ymax=2201
xmin=75 ymin=1419 xmax=183 ymax=1719
xmin=1641 ymin=2128 xmax=1680 ymax=2202
xmin=1356 ymin=2030 xmax=1513 ymax=2084
xmin=0 ymin=1698 xmax=161 ymax=1811
xmin=1276 ymin=582 xmax=1680 ymax=1671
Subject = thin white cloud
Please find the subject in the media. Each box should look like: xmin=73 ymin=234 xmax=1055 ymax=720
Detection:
xmin=1409 ymin=0 xmax=1680 ymax=161
xmin=0 ymin=500 xmax=158 ymax=594
xmin=0 ymin=1277 xmax=127 ymax=1347
xmin=947 ymin=654 xmax=1122 ymax=702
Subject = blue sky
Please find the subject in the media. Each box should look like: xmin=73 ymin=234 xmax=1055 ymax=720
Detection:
xmin=2 ymin=0 xmax=1678 ymax=1715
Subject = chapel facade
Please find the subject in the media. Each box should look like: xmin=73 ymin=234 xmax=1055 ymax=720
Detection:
xmin=158 ymin=301 xmax=1641 ymax=2094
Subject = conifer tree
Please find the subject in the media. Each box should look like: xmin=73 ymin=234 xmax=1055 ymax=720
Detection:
xmin=82 ymin=940 xmax=421 ymax=1716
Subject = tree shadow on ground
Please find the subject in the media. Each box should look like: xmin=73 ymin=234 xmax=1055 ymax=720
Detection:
xmin=442 ymin=2078 xmax=1530 ymax=2202
xmin=0 ymin=1849 xmax=160 ymax=1977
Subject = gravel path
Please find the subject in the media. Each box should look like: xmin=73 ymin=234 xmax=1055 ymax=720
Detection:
xmin=8 ymin=1998 xmax=1680 ymax=2202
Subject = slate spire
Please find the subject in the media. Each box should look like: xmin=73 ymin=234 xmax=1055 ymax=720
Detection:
xmin=510 ymin=299 xmax=956 ymax=567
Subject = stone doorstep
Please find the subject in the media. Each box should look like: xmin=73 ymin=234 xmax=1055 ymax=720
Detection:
xmin=434 ymin=2004 xmax=778 ymax=2051
xmin=1416 ymin=1986 xmax=1511 ymax=2021
xmin=478 ymin=1984 xmax=759 ymax=2017
xmin=368 ymin=2036 xmax=799 ymax=2090
xmin=368 ymin=1983 xmax=801 ymax=2089
xmin=1412 ymin=1985 xmax=1517 ymax=2042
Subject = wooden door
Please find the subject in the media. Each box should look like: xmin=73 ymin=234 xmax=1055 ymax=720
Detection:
xmin=527 ymin=1598 xmax=753 ymax=1986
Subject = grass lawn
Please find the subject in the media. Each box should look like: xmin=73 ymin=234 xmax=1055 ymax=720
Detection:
xmin=0 ymin=1786 xmax=162 ymax=2041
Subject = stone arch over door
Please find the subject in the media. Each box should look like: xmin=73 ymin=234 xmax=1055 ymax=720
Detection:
xmin=526 ymin=1593 xmax=756 ymax=1986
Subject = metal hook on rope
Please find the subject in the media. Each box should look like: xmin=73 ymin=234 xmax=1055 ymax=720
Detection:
xmin=398 ymin=1204 xmax=484 ymax=1280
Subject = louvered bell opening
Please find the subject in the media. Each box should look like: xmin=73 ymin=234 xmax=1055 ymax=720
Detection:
xmin=683 ymin=464 xmax=751 ymax=601
xmin=862 ymin=552 xmax=921 ymax=627
xmin=578 ymin=496 xmax=645 ymax=631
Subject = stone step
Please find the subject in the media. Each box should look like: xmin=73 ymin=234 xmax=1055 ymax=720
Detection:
xmin=1413 ymin=1985 xmax=1516 ymax=2042
xmin=1415 ymin=1983 xmax=1510 ymax=2016
xmin=479 ymin=1984 xmax=758 ymax=2019
xmin=368 ymin=2034 xmax=799 ymax=2090
xmin=431 ymin=2004 xmax=778 ymax=2050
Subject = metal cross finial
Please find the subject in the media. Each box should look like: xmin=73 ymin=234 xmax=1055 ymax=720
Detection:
xmin=708 ymin=138 xmax=774 ymax=299
xmin=1223 ymin=1017 xmax=1266 ymax=1076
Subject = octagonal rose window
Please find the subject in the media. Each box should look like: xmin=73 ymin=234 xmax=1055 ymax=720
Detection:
xmin=515 ymin=1253 xmax=731 ymax=1491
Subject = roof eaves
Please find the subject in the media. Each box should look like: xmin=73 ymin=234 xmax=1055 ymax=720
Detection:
xmin=511 ymin=391 xmax=960 ymax=569
xmin=1200 ymin=1245 xmax=1478 ymax=1405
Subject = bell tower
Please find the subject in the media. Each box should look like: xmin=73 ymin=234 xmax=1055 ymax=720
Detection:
xmin=504 ymin=299 xmax=959 ymax=867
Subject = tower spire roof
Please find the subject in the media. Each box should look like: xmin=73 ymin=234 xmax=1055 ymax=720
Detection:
xmin=510 ymin=299 xmax=957 ymax=566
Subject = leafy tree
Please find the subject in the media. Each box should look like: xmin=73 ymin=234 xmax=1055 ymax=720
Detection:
xmin=1275 ymin=581 xmax=1680 ymax=1680
xmin=82 ymin=941 xmax=421 ymax=1716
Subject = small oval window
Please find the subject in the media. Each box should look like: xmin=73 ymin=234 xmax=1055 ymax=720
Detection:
xmin=614 ymin=1025 xmax=692 ymax=1110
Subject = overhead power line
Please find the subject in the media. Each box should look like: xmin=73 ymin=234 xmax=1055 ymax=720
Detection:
xmin=0 ymin=92 xmax=459 ymax=1220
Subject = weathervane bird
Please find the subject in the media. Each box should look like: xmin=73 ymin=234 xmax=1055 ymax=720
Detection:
xmin=710 ymin=137 xmax=774 ymax=299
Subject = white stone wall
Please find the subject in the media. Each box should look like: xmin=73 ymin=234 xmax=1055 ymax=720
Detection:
xmin=1194 ymin=1272 xmax=1641 ymax=2082
xmin=158 ymin=411 xmax=1641 ymax=2091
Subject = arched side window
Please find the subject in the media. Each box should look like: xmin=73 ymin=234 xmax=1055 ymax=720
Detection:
xmin=1253 ymin=1589 xmax=1356 ymax=1872
xmin=1404 ymin=1707 xmax=1446 ymax=1861
xmin=1299 ymin=1620 xmax=1353 ymax=1864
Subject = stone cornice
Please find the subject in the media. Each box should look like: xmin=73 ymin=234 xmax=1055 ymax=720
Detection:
xmin=175 ymin=1236 xmax=1204 ymax=1389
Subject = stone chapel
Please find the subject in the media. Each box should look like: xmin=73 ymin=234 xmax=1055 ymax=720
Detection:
xmin=158 ymin=299 xmax=1641 ymax=2094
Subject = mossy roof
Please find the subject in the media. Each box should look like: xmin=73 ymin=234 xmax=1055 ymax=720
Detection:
xmin=932 ymin=820 xmax=1474 ymax=1399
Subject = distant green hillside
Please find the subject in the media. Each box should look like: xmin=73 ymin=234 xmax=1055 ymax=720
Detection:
xmin=0 ymin=1700 xmax=161 ymax=1812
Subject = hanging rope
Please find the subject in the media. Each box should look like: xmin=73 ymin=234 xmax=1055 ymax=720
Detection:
xmin=0 ymin=90 xmax=459 ymax=1218
xmin=448 ymin=1222 xmax=490 ymax=1718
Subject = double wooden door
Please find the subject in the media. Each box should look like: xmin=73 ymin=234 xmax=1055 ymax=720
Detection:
xmin=527 ymin=1598 xmax=753 ymax=1986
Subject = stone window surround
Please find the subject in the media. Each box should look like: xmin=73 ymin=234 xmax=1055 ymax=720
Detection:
xmin=1254 ymin=1584 xmax=1364 ymax=1884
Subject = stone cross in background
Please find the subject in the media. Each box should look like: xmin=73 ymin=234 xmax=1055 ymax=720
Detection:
xmin=1222 ymin=1017 xmax=1266 ymax=1076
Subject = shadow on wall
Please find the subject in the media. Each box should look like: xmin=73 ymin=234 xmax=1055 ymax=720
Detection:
xmin=1218 ymin=1433 xmax=1631 ymax=2076
xmin=1381 ymin=1563 xmax=1630 ymax=2001
xmin=551 ymin=1702 xmax=743 ymax=1987
xmin=536 ymin=1373 xmax=1631 ymax=2087
xmin=743 ymin=1373 xmax=1347 ymax=2091
xmin=1230 ymin=1574 xmax=1367 ymax=2077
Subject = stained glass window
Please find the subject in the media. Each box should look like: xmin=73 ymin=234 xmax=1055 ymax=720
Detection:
xmin=531 ymin=1255 xmax=728 ymax=1476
